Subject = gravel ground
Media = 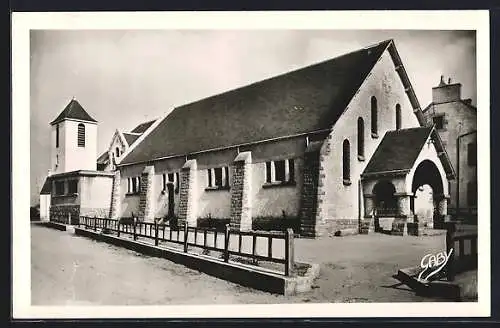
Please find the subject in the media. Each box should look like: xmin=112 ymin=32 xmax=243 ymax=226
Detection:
xmin=31 ymin=223 xmax=460 ymax=305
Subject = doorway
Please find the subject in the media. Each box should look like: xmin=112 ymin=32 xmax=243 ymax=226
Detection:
xmin=166 ymin=183 xmax=175 ymax=218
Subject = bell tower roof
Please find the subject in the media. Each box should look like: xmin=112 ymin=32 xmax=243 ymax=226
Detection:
xmin=50 ymin=98 xmax=97 ymax=125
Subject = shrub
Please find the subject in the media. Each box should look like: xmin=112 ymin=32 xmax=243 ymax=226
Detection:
xmin=252 ymin=216 xmax=300 ymax=233
xmin=197 ymin=217 xmax=230 ymax=232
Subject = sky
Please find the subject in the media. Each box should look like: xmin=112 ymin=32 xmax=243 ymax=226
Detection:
xmin=30 ymin=29 xmax=476 ymax=205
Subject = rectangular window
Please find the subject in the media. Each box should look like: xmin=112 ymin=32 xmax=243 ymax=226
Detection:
xmin=468 ymin=142 xmax=477 ymax=166
xmin=163 ymin=172 xmax=179 ymax=192
xmin=128 ymin=177 xmax=140 ymax=194
xmin=207 ymin=167 xmax=229 ymax=188
xmin=54 ymin=181 xmax=65 ymax=195
xmin=265 ymin=159 xmax=295 ymax=184
xmin=68 ymin=180 xmax=78 ymax=194
xmin=274 ymin=160 xmax=286 ymax=182
xmin=432 ymin=115 xmax=445 ymax=130
xmin=207 ymin=169 xmax=212 ymax=187
xmin=265 ymin=162 xmax=272 ymax=183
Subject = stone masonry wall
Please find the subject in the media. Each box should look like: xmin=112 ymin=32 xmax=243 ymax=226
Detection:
xmin=138 ymin=165 xmax=155 ymax=222
xmin=299 ymin=151 xmax=320 ymax=237
xmin=109 ymin=170 xmax=121 ymax=218
xmin=50 ymin=205 xmax=80 ymax=224
xmin=178 ymin=160 xmax=198 ymax=226
xmin=230 ymin=151 xmax=252 ymax=231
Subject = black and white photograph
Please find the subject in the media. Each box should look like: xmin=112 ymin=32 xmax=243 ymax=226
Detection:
xmin=12 ymin=10 xmax=490 ymax=318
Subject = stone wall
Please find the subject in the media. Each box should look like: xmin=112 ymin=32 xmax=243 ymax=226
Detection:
xmin=138 ymin=165 xmax=155 ymax=222
xmin=178 ymin=160 xmax=198 ymax=226
xmin=230 ymin=152 xmax=252 ymax=231
xmin=299 ymin=151 xmax=320 ymax=237
xmin=315 ymin=48 xmax=422 ymax=237
xmin=50 ymin=205 xmax=80 ymax=224
xmin=109 ymin=170 xmax=121 ymax=218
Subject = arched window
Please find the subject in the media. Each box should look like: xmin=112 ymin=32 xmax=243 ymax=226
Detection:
xmin=115 ymin=147 xmax=120 ymax=158
xmin=342 ymin=139 xmax=351 ymax=185
xmin=357 ymin=117 xmax=365 ymax=160
xmin=371 ymin=96 xmax=378 ymax=137
xmin=395 ymin=104 xmax=402 ymax=130
xmin=77 ymin=123 xmax=85 ymax=147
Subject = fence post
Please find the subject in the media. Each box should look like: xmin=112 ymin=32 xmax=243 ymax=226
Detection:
xmin=155 ymin=221 xmax=159 ymax=246
xmin=183 ymin=222 xmax=189 ymax=253
xmin=94 ymin=216 xmax=97 ymax=232
xmin=285 ymin=228 xmax=295 ymax=277
xmin=224 ymin=224 xmax=230 ymax=263
xmin=117 ymin=220 xmax=121 ymax=237
xmin=133 ymin=219 xmax=137 ymax=241
xmin=446 ymin=222 xmax=456 ymax=282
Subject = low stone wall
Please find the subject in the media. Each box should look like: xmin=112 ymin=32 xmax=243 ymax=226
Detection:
xmin=49 ymin=205 xmax=80 ymax=224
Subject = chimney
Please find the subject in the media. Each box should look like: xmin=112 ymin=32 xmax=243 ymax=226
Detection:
xmin=432 ymin=75 xmax=462 ymax=104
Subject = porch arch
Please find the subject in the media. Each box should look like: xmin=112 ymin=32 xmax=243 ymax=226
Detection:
xmin=409 ymin=159 xmax=448 ymax=227
xmin=372 ymin=180 xmax=398 ymax=217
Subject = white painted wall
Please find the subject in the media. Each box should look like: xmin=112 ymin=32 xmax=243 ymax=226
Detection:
xmin=251 ymin=160 xmax=303 ymax=218
xmin=39 ymin=194 xmax=50 ymax=221
xmin=320 ymin=49 xmax=421 ymax=222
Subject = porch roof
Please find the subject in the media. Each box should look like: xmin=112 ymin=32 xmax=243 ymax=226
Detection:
xmin=362 ymin=127 xmax=434 ymax=177
xmin=40 ymin=178 xmax=51 ymax=195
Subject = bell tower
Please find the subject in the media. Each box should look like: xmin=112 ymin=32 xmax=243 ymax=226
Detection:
xmin=50 ymin=98 xmax=98 ymax=174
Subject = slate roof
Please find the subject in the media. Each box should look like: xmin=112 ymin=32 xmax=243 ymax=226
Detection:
xmin=362 ymin=127 xmax=434 ymax=176
xmin=50 ymin=99 xmax=97 ymax=125
xmin=40 ymin=178 xmax=51 ymax=194
xmin=130 ymin=120 xmax=156 ymax=134
xmin=123 ymin=133 xmax=141 ymax=146
xmin=96 ymin=151 xmax=109 ymax=165
xmin=121 ymin=40 xmax=392 ymax=165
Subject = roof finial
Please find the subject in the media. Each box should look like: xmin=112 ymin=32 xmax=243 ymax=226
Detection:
xmin=72 ymin=96 xmax=76 ymax=101
xmin=439 ymin=75 xmax=446 ymax=87
xmin=448 ymin=77 xmax=452 ymax=84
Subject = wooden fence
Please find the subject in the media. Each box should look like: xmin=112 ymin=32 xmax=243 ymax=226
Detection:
xmin=79 ymin=216 xmax=295 ymax=276
xmin=446 ymin=222 xmax=478 ymax=281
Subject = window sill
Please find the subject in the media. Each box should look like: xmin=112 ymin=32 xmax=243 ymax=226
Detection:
xmin=126 ymin=192 xmax=140 ymax=197
xmin=162 ymin=189 xmax=180 ymax=194
xmin=371 ymin=132 xmax=379 ymax=139
xmin=263 ymin=181 xmax=296 ymax=189
xmin=358 ymin=155 xmax=365 ymax=162
xmin=53 ymin=193 xmax=78 ymax=198
xmin=205 ymin=186 xmax=230 ymax=192
xmin=343 ymin=179 xmax=352 ymax=186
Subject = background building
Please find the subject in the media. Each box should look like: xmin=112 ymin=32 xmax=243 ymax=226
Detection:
xmin=422 ymin=77 xmax=477 ymax=220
